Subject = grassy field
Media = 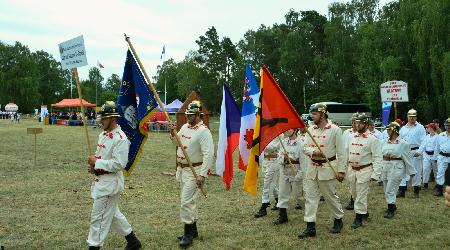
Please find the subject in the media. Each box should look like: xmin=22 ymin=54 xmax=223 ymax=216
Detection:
xmin=1 ymin=118 xmax=449 ymax=249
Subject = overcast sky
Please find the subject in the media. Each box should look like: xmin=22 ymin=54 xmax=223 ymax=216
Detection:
xmin=0 ymin=0 xmax=392 ymax=81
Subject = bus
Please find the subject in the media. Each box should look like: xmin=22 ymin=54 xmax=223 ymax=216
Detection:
xmin=310 ymin=102 xmax=371 ymax=126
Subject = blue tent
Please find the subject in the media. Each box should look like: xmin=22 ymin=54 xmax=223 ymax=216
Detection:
xmin=159 ymin=99 xmax=183 ymax=113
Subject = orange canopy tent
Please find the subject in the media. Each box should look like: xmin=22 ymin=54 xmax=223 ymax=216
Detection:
xmin=51 ymin=98 xmax=96 ymax=107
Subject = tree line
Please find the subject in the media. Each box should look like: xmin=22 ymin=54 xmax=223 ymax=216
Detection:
xmin=1 ymin=0 xmax=449 ymax=123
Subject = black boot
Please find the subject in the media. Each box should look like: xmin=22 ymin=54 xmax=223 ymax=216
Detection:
xmin=254 ymin=203 xmax=270 ymax=218
xmin=89 ymin=247 xmax=100 ymax=250
xmin=298 ymin=222 xmax=316 ymax=239
xmin=273 ymin=208 xmax=288 ymax=225
xmin=271 ymin=198 xmax=279 ymax=210
xmin=434 ymin=185 xmax=443 ymax=196
xmin=177 ymin=222 xmax=198 ymax=240
xmin=423 ymin=183 xmax=428 ymax=189
xmin=330 ymin=218 xmax=343 ymax=234
xmin=351 ymin=214 xmax=363 ymax=229
xmin=124 ymin=231 xmax=142 ymax=250
xmin=345 ymin=197 xmax=354 ymax=210
xmin=384 ymin=204 xmax=396 ymax=219
xmin=179 ymin=224 xmax=194 ymax=248
xmin=397 ymin=186 xmax=406 ymax=198
xmin=413 ymin=186 xmax=420 ymax=198
xmin=362 ymin=212 xmax=369 ymax=221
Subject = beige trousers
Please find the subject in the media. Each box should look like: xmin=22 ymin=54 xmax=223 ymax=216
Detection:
xmin=87 ymin=194 xmax=132 ymax=247
xmin=303 ymin=179 xmax=344 ymax=222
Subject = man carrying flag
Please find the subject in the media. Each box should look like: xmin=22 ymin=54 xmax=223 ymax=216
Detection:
xmin=298 ymin=103 xmax=346 ymax=239
xmin=169 ymin=100 xmax=214 ymax=248
xmin=216 ymin=85 xmax=241 ymax=190
xmin=243 ymin=66 xmax=305 ymax=196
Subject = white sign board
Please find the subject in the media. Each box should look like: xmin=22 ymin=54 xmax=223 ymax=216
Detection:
xmin=380 ymin=80 xmax=409 ymax=102
xmin=58 ymin=35 xmax=88 ymax=70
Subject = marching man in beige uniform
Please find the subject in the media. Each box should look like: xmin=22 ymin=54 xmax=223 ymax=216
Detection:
xmin=87 ymin=102 xmax=142 ymax=250
xmin=169 ymin=100 xmax=214 ymax=248
xmin=345 ymin=113 xmax=382 ymax=229
xmin=254 ymin=136 xmax=282 ymax=218
xmin=298 ymin=103 xmax=346 ymax=239
xmin=273 ymin=129 xmax=305 ymax=225
xmin=381 ymin=122 xmax=416 ymax=218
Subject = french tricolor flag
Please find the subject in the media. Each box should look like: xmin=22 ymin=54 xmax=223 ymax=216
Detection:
xmin=216 ymin=85 xmax=241 ymax=190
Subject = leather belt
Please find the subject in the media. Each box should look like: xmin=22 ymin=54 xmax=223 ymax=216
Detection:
xmin=94 ymin=169 xmax=113 ymax=176
xmin=311 ymin=155 xmax=336 ymax=165
xmin=411 ymin=147 xmax=419 ymax=151
xmin=440 ymin=152 xmax=450 ymax=157
xmin=425 ymin=150 xmax=434 ymax=156
xmin=264 ymin=154 xmax=278 ymax=160
xmin=351 ymin=163 xmax=372 ymax=171
xmin=284 ymin=158 xmax=300 ymax=164
xmin=178 ymin=162 xmax=203 ymax=168
xmin=383 ymin=156 xmax=402 ymax=161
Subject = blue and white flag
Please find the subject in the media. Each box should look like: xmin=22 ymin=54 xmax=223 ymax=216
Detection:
xmin=238 ymin=64 xmax=260 ymax=170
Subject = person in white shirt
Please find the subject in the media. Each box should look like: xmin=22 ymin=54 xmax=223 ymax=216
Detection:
xmin=273 ymin=129 xmax=305 ymax=225
xmin=434 ymin=118 xmax=450 ymax=196
xmin=381 ymin=122 xmax=416 ymax=218
xmin=254 ymin=137 xmax=282 ymax=218
xmin=398 ymin=109 xmax=426 ymax=198
xmin=414 ymin=123 xmax=439 ymax=189
xmin=298 ymin=103 xmax=346 ymax=239
xmin=86 ymin=102 xmax=141 ymax=250
xmin=368 ymin=119 xmax=382 ymax=140
xmin=345 ymin=113 xmax=382 ymax=228
xmin=169 ymin=100 xmax=214 ymax=248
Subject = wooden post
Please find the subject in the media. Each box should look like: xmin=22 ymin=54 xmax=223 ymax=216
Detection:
xmin=72 ymin=68 xmax=93 ymax=156
xmin=27 ymin=128 xmax=43 ymax=166
xmin=394 ymin=102 xmax=397 ymax=120
xmin=124 ymin=34 xmax=207 ymax=197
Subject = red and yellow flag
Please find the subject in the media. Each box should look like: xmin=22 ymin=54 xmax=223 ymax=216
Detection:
xmin=243 ymin=66 xmax=306 ymax=196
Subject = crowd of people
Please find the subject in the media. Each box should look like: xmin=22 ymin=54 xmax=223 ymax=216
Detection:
xmin=254 ymin=105 xmax=450 ymax=238
xmin=84 ymin=100 xmax=449 ymax=249
xmin=0 ymin=112 xmax=20 ymax=122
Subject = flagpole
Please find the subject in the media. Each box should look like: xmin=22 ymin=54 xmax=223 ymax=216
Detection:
xmin=72 ymin=68 xmax=93 ymax=156
xmin=124 ymin=34 xmax=207 ymax=197
xmin=303 ymin=128 xmax=338 ymax=177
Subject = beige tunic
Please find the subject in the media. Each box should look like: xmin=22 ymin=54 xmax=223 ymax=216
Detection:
xmin=303 ymin=122 xmax=346 ymax=180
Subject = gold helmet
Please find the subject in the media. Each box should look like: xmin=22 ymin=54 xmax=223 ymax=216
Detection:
xmin=387 ymin=121 xmax=401 ymax=134
xmin=185 ymin=100 xmax=203 ymax=115
xmin=407 ymin=109 xmax=417 ymax=117
xmin=98 ymin=101 xmax=120 ymax=119
xmin=444 ymin=117 xmax=450 ymax=126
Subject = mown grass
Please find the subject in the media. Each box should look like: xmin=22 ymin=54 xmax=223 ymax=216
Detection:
xmin=0 ymin=118 xmax=449 ymax=249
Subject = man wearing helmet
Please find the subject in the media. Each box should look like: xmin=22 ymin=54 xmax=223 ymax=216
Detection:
xmin=434 ymin=118 xmax=450 ymax=196
xmin=298 ymin=103 xmax=346 ymax=239
xmin=86 ymin=101 xmax=142 ymax=250
xmin=169 ymin=100 xmax=214 ymax=248
xmin=398 ymin=109 xmax=426 ymax=198
xmin=344 ymin=113 xmax=382 ymax=229
xmin=380 ymin=122 xmax=415 ymax=218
